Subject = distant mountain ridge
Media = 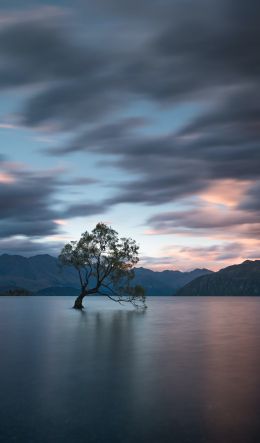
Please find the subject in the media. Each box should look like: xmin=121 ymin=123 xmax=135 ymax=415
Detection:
xmin=177 ymin=260 xmax=260 ymax=296
xmin=0 ymin=254 xmax=212 ymax=296
xmin=133 ymin=267 xmax=212 ymax=296
xmin=0 ymin=254 xmax=79 ymax=292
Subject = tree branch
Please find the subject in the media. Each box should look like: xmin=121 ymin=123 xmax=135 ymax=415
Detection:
xmin=77 ymin=268 xmax=84 ymax=288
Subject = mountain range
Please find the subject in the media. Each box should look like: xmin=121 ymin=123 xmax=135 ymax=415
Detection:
xmin=1 ymin=254 xmax=259 ymax=297
xmin=0 ymin=254 xmax=211 ymax=296
xmin=176 ymin=260 xmax=260 ymax=296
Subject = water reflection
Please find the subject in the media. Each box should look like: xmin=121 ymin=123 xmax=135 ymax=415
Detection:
xmin=0 ymin=297 xmax=260 ymax=443
xmin=201 ymin=300 xmax=260 ymax=443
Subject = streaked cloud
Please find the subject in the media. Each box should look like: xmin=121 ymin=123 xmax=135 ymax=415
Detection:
xmin=0 ymin=0 xmax=259 ymax=267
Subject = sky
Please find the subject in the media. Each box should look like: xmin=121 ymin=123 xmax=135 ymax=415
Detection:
xmin=0 ymin=0 xmax=259 ymax=271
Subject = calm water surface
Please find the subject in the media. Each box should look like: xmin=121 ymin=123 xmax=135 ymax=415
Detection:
xmin=0 ymin=297 xmax=260 ymax=443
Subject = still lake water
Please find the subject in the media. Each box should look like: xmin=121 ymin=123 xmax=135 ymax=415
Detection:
xmin=0 ymin=296 xmax=260 ymax=443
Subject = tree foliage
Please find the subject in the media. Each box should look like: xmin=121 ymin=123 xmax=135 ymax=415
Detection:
xmin=59 ymin=223 xmax=146 ymax=309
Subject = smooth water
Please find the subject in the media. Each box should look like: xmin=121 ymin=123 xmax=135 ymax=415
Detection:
xmin=0 ymin=297 xmax=260 ymax=443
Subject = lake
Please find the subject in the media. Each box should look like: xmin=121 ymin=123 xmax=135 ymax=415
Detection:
xmin=0 ymin=296 xmax=260 ymax=443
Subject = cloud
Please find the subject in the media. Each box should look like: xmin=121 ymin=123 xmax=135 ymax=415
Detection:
xmin=63 ymin=202 xmax=108 ymax=218
xmin=138 ymin=240 xmax=260 ymax=271
xmin=178 ymin=243 xmax=247 ymax=262
xmin=46 ymin=117 xmax=149 ymax=155
xmin=0 ymin=6 xmax=68 ymax=27
xmin=0 ymin=1 xmax=260 ymax=262
xmin=1 ymin=1 xmax=260 ymax=136
xmin=160 ymin=239 xmax=260 ymax=271
xmin=239 ymin=181 xmax=260 ymax=212
xmin=46 ymin=91 xmax=260 ymax=207
xmin=0 ymin=171 xmax=16 ymax=183
xmin=1 ymin=0 xmax=259 ymax=128
xmin=138 ymin=255 xmax=176 ymax=270
xmin=58 ymin=177 xmax=100 ymax=186
xmin=132 ymin=0 xmax=260 ymax=101
xmin=199 ymin=179 xmax=251 ymax=208
xmin=0 ymin=163 xmax=60 ymax=238
xmin=0 ymin=19 xmax=113 ymax=129
xmin=0 ymin=159 xmax=106 ymax=239
xmin=0 ymin=237 xmax=64 ymax=256
xmin=146 ymin=203 xmax=260 ymax=245
xmin=147 ymin=206 xmax=257 ymax=230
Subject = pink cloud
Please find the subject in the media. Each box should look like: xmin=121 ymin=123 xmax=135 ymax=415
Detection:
xmin=53 ymin=219 xmax=67 ymax=226
xmin=161 ymin=241 xmax=260 ymax=271
xmin=199 ymin=179 xmax=251 ymax=207
xmin=0 ymin=172 xmax=16 ymax=184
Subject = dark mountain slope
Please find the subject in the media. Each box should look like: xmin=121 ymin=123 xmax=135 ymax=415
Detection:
xmin=134 ymin=267 xmax=212 ymax=295
xmin=177 ymin=260 xmax=260 ymax=296
xmin=0 ymin=254 xmax=79 ymax=291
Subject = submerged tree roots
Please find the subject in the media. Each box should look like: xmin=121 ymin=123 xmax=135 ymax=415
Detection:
xmin=73 ymin=296 xmax=84 ymax=310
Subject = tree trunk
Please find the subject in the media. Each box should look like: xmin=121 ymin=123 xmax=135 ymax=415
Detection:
xmin=73 ymin=290 xmax=86 ymax=309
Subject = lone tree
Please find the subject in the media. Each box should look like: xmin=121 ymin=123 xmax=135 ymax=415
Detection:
xmin=59 ymin=223 xmax=146 ymax=309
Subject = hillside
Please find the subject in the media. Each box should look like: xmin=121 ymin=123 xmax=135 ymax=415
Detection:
xmin=177 ymin=260 xmax=260 ymax=296
xmin=0 ymin=254 xmax=211 ymax=296
xmin=0 ymin=254 xmax=79 ymax=291
xmin=133 ymin=267 xmax=212 ymax=296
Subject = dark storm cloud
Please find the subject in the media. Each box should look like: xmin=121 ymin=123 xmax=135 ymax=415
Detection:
xmin=146 ymin=205 xmax=260 ymax=240
xmin=63 ymin=202 xmax=108 ymax=218
xmin=22 ymin=78 xmax=122 ymax=129
xmin=0 ymin=20 xmax=120 ymax=129
xmin=46 ymin=117 xmax=149 ymax=155
xmin=177 ymin=87 xmax=260 ymax=138
xmin=105 ymin=132 xmax=260 ymax=206
xmin=0 ymin=169 xmax=59 ymax=238
xmin=239 ymin=182 xmax=260 ymax=212
xmin=0 ymin=220 xmax=57 ymax=239
xmin=0 ymin=163 xmax=106 ymax=239
xmin=58 ymin=177 xmax=99 ymax=186
xmin=52 ymin=112 xmax=260 ymax=204
xmin=49 ymin=113 xmax=260 ymax=207
xmin=147 ymin=208 xmax=258 ymax=230
xmin=107 ymin=170 xmax=207 ymax=206
xmin=112 ymin=0 xmax=260 ymax=104
xmin=48 ymin=121 xmax=209 ymax=205
xmin=0 ymin=237 xmax=64 ymax=256
xmin=0 ymin=21 xmax=101 ymax=85
xmin=41 ymin=0 xmax=260 ymax=208
xmin=1 ymin=0 xmax=259 ymax=127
